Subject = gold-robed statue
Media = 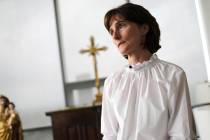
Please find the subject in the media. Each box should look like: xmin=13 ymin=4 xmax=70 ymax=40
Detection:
xmin=0 ymin=95 xmax=23 ymax=140
xmin=80 ymin=36 xmax=107 ymax=105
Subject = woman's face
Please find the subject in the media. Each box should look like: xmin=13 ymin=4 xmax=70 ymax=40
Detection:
xmin=108 ymin=14 xmax=148 ymax=56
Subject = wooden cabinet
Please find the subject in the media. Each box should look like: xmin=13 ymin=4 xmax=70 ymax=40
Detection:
xmin=46 ymin=105 xmax=102 ymax=140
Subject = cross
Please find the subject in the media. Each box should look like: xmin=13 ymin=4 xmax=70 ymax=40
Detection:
xmin=80 ymin=36 xmax=107 ymax=105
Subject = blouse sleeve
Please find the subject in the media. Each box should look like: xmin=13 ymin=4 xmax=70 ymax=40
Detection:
xmin=101 ymin=78 xmax=119 ymax=140
xmin=168 ymin=70 xmax=196 ymax=140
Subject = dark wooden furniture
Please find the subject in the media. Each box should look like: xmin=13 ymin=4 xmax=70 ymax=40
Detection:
xmin=46 ymin=105 xmax=102 ymax=140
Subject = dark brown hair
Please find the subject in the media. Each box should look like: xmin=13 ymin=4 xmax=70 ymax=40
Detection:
xmin=104 ymin=3 xmax=161 ymax=54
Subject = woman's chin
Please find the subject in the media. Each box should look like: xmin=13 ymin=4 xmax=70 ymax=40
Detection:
xmin=118 ymin=48 xmax=129 ymax=55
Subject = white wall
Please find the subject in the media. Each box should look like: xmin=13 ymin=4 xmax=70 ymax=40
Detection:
xmin=0 ymin=0 xmax=65 ymax=129
xmin=57 ymin=0 xmax=127 ymax=83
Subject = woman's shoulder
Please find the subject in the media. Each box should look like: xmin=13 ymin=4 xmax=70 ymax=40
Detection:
xmin=153 ymin=57 xmax=187 ymax=82
xmin=156 ymin=58 xmax=185 ymax=74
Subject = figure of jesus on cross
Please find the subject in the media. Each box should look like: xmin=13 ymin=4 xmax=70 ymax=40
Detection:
xmin=80 ymin=36 xmax=107 ymax=105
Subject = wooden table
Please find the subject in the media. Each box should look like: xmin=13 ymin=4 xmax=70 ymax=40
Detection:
xmin=46 ymin=105 xmax=102 ymax=140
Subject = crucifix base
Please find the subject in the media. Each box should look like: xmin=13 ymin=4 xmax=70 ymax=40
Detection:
xmin=92 ymin=92 xmax=102 ymax=106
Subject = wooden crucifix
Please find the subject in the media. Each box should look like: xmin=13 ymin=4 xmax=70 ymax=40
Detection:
xmin=80 ymin=36 xmax=107 ymax=105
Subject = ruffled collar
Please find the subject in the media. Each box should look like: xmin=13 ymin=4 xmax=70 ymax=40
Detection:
xmin=126 ymin=54 xmax=158 ymax=71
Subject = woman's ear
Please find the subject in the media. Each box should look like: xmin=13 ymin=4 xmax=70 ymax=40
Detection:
xmin=140 ymin=24 xmax=149 ymax=35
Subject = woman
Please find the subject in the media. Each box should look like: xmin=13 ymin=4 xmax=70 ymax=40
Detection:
xmin=101 ymin=3 xmax=195 ymax=140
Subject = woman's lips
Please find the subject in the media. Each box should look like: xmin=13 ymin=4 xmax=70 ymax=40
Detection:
xmin=118 ymin=41 xmax=125 ymax=48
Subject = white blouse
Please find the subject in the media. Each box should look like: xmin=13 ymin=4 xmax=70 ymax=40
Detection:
xmin=101 ymin=55 xmax=195 ymax=140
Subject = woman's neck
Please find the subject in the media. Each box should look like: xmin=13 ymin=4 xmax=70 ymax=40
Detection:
xmin=127 ymin=49 xmax=152 ymax=65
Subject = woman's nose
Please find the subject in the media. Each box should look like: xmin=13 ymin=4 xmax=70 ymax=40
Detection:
xmin=112 ymin=30 xmax=120 ymax=40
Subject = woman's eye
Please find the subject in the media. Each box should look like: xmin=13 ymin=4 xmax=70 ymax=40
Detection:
xmin=118 ymin=23 xmax=125 ymax=29
xmin=118 ymin=22 xmax=127 ymax=30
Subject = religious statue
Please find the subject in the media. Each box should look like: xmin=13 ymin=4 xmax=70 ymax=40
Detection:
xmin=80 ymin=36 xmax=107 ymax=105
xmin=0 ymin=95 xmax=23 ymax=140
